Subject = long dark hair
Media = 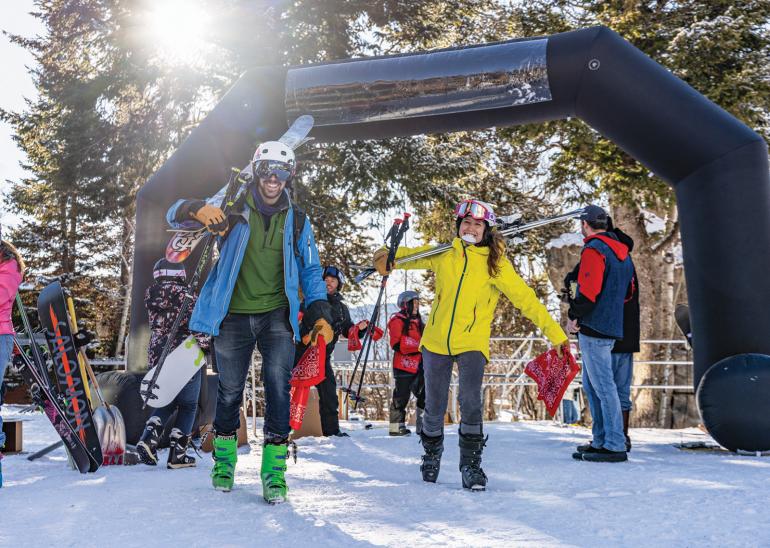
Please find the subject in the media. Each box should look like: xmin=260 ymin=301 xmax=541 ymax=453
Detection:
xmin=0 ymin=240 xmax=25 ymax=275
xmin=455 ymin=218 xmax=506 ymax=278
xmin=483 ymin=228 xmax=506 ymax=278
xmin=400 ymin=299 xmax=424 ymax=335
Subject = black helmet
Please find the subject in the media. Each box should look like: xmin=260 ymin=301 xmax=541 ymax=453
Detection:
xmin=397 ymin=290 xmax=420 ymax=309
xmin=153 ymin=258 xmax=186 ymax=281
xmin=322 ymin=265 xmax=346 ymax=291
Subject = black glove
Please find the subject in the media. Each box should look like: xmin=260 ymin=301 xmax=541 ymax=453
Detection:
xmin=302 ymin=299 xmax=333 ymax=333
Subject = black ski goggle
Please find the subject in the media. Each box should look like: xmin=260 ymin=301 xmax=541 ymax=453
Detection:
xmin=255 ymin=160 xmax=293 ymax=183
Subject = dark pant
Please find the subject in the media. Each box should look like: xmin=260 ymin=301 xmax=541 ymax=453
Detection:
xmin=150 ymin=367 xmax=203 ymax=435
xmin=316 ymin=355 xmax=340 ymax=435
xmin=213 ymin=308 xmax=295 ymax=438
xmin=422 ymin=348 xmax=486 ymax=437
xmin=389 ymin=367 xmax=425 ymax=424
xmin=294 ymin=344 xmax=340 ymax=436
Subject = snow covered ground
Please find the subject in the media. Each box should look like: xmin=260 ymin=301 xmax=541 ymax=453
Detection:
xmin=2 ymin=406 xmax=769 ymax=547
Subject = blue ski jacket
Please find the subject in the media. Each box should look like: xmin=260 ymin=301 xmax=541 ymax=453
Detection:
xmin=166 ymin=188 xmax=327 ymax=340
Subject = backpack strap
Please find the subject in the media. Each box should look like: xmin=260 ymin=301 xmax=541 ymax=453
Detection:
xmin=292 ymin=204 xmax=307 ymax=266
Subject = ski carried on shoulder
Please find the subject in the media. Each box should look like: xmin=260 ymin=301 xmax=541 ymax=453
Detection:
xmin=37 ymin=281 xmax=103 ymax=470
xmin=354 ymin=208 xmax=585 ymax=283
xmin=165 ymin=115 xmax=315 ymax=263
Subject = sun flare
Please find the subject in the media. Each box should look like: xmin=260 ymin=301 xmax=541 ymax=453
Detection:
xmin=145 ymin=0 xmax=210 ymax=64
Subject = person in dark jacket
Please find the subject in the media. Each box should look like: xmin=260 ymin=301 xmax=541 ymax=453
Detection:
xmin=565 ymin=220 xmax=639 ymax=452
xmin=312 ymin=266 xmax=368 ymax=437
xmin=137 ymin=258 xmax=211 ymax=469
xmin=565 ymin=205 xmax=633 ymax=463
xmin=387 ymin=290 xmax=426 ymax=436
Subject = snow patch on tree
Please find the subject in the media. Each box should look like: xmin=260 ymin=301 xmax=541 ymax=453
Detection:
xmin=545 ymin=232 xmax=582 ymax=249
xmin=641 ymin=209 xmax=666 ymax=235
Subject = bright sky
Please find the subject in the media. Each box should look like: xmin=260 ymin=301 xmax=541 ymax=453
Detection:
xmin=0 ymin=0 xmax=43 ymax=229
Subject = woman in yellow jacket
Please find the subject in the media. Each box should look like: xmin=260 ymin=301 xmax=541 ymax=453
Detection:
xmin=374 ymin=199 xmax=568 ymax=491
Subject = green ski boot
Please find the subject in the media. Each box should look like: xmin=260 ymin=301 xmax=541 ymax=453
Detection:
xmin=211 ymin=432 xmax=237 ymax=492
xmin=260 ymin=443 xmax=289 ymax=504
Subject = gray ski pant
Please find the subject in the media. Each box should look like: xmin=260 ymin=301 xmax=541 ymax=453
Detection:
xmin=421 ymin=348 xmax=487 ymax=437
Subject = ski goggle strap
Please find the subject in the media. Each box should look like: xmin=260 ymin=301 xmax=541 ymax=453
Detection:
xmin=454 ymin=199 xmax=496 ymax=223
xmin=255 ymin=160 xmax=294 ymax=183
xmin=153 ymin=268 xmax=186 ymax=280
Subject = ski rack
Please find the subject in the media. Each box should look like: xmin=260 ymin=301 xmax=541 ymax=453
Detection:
xmin=354 ymin=208 xmax=585 ymax=283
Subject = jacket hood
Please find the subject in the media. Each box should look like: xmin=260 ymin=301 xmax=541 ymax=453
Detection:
xmin=612 ymin=227 xmax=634 ymax=253
xmin=585 ymin=233 xmax=629 ymax=260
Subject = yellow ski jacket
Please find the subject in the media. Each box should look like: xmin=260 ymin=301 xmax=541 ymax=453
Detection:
xmin=394 ymin=238 xmax=567 ymax=360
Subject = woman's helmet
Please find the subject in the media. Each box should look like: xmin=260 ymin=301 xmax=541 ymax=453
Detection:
xmin=397 ymin=290 xmax=420 ymax=309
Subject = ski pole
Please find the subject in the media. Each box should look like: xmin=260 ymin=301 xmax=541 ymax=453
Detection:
xmin=344 ymin=213 xmax=411 ymax=408
xmin=354 ymin=208 xmax=585 ymax=283
xmin=341 ymin=217 xmax=404 ymax=405
xmin=140 ymin=168 xmax=246 ymax=407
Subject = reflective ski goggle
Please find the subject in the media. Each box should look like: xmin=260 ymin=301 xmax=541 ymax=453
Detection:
xmin=255 ymin=160 xmax=293 ymax=183
xmin=454 ymin=199 xmax=496 ymax=223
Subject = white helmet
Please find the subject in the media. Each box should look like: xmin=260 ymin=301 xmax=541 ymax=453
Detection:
xmin=253 ymin=141 xmax=295 ymax=167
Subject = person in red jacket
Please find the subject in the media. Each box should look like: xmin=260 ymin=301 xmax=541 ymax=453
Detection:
xmin=387 ymin=290 xmax=426 ymax=436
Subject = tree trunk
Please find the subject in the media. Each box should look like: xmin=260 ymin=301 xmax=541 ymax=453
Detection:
xmin=114 ymin=217 xmax=134 ymax=358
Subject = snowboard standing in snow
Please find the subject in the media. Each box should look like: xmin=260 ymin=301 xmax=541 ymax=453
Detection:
xmin=13 ymin=339 xmax=98 ymax=473
xmin=164 ymin=115 xmax=315 ymax=263
xmin=37 ymin=281 xmax=103 ymax=470
xmin=14 ymin=294 xmax=99 ymax=473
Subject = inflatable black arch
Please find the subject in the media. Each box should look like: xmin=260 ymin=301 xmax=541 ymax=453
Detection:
xmin=128 ymin=26 xmax=770 ymax=451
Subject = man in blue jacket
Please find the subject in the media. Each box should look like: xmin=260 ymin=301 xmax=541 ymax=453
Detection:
xmin=167 ymin=140 xmax=333 ymax=502
xmin=566 ymin=205 xmax=633 ymax=463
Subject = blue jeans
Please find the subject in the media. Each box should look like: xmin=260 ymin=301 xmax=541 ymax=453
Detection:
xmin=611 ymin=353 xmax=633 ymax=412
xmin=150 ymin=367 xmax=203 ymax=435
xmin=213 ymin=308 xmax=295 ymax=438
xmin=0 ymin=334 xmax=14 ymax=448
xmin=579 ymin=333 xmax=626 ymax=452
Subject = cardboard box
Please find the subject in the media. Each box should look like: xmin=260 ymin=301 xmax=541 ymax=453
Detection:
xmin=290 ymin=387 xmax=323 ymax=440
xmin=2 ymin=420 xmax=23 ymax=454
xmin=199 ymin=409 xmax=249 ymax=453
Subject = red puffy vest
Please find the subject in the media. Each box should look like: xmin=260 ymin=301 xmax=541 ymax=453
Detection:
xmin=388 ymin=312 xmax=423 ymax=374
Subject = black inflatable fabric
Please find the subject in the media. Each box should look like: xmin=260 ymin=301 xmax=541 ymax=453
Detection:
xmin=128 ymin=26 xmax=770 ymax=451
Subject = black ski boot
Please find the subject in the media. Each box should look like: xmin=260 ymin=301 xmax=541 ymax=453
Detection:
xmin=136 ymin=416 xmax=162 ymax=466
xmin=419 ymin=432 xmax=444 ymax=483
xmin=389 ymin=423 xmax=412 ymax=436
xmin=167 ymin=428 xmax=196 ymax=469
xmin=458 ymin=432 xmax=488 ymax=491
